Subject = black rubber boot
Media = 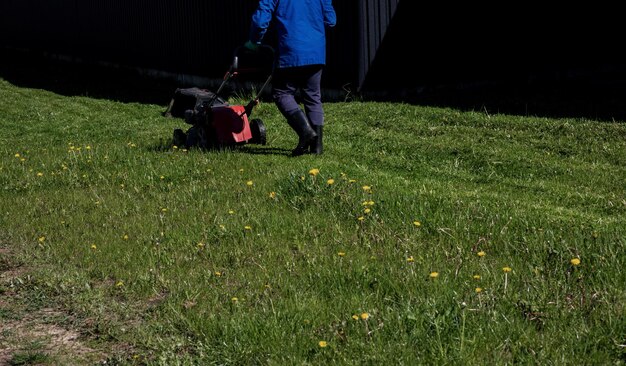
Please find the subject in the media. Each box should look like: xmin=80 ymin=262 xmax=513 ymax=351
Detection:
xmin=286 ymin=109 xmax=317 ymax=156
xmin=309 ymin=125 xmax=323 ymax=154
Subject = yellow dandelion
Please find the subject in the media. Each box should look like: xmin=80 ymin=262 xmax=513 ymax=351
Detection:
xmin=123 ymin=234 xmax=129 ymax=240
xmin=14 ymin=153 xmax=20 ymax=157
xmin=160 ymin=176 xmax=165 ymax=180
xmin=246 ymin=180 xmax=253 ymax=186
xmin=228 ymin=210 xmax=235 ymax=214
xmin=214 ymin=271 xmax=222 ymax=277
xmin=161 ymin=208 xmax=167 ymax=212
xmin=269 ymin=191 xmax=276 ymax=199
xmin=130 ymin=143 xmax=137 ymax=148
xmin=475 ymin=287 xmax=482 ymax=293
xmin=407 ymin=256 xmax=414 ymax=262
xmin=309 ymin=168 xmax=320 ymax=176
xmin=90 ymin=244 xmax=97 ymax=250
xmin=477 ymin=251 xmax=486 ymax=257
xmin=327 ymin=178 xmax=335 ymax=185
xmin=244 ymin=225 xmax=252 ymax=230
xmin=86 ymin=145 xmax=91 ymax=150
xmin=364 ymin=208 xmax=371 ymax=214
xmin=115 ymin=281 xmax=124 ymax=287
xmin=239 ymin=168 xmax=244 ymax=172
xmin=352 ymin=314 xmax=359 ymax=321
xmin=360 ymin=312 xmax=370 ymax=320
xmin=357 ymin=216 xmax=365 ymax=221
xmin=429 ymin=271 xmax=439 ymax=278
xmin=473 ymin=274 xmax=481 ymax=280
xmin=219 ymin=224 xmax=226 ymax=230
xmin=36 ymin=172 xmax=43 ymax=177
xmin=348 ymin=179 xmax=356 ymax=183
xmin=362 ymin=185 xmax=371 ymax=192
xmin=318 ymin=341 xmax=328 ymax=348
xmin=231 ymin=297 xmax=238 ymax=303
xmin=172 ymin=145 xmax=177 ymax=149
xmin=38 ymin=236 xmax=46 ymax=243
xmin=413 ymin=220 xmax=421 ymax=227
xmin=502 ymin=266 xmax=512 ymax=273
xmin=338 ymin=251 xmax=346 ymax=257
xmin=197 ymin=242 xmax=205 ymax=248
xmin=300 ymin=176 xmax=305 ymax=181
xmin=570 ymin=258 xmax=581 ymax=266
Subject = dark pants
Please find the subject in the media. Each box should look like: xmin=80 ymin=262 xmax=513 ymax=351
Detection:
xmin=272 ymin=65 xmax=324 ymax=126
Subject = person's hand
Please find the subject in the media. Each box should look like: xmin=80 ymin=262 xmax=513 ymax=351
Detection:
xmin=244 ymin=40 xmax=260 ymax=52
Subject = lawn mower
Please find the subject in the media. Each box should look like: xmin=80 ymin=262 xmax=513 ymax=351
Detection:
xmin=163 ymin=45 xmax=274 ymax=149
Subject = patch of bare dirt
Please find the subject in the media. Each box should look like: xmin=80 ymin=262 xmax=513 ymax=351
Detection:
xmin=0 ymin=248 xmax=110 ymax=365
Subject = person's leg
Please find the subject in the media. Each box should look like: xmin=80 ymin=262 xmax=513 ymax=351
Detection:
xmin=272 ymin=68 xmax=317 ymax=156
xmin=300 ymin=65 xmax=324 ymax=154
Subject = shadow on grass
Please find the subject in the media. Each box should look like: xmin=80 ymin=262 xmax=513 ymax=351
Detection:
xmin=3 ymin=48 xmax=626 ymax=122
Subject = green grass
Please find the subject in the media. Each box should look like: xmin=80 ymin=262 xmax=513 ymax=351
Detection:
xmin=1 ymin=77 xmax=625 ymax=365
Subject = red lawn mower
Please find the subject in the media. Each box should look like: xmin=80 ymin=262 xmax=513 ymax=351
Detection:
xmin=164 ymin=46 xmax=274 ymax=149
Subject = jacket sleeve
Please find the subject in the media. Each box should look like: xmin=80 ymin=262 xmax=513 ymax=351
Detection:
xmin=323 ymin=0 xmax=337 ymax=28
xmin=249 ymin=0 xmax=278 ymax=43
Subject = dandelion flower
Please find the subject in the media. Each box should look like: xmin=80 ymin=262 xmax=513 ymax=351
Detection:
xmin=231 ymin=297 xmax=238 ymax=303
xmin=269 ymin=191 xmax=276 ymax=199
xmin=364 ymin=208 xmax=371 ymax=214
xmin=327 ymin=178 xmax=335 ymax=185
xmin=37 ymin=172 xmax=43 ymax=177
xmin=352 ymin=315 xmax=359 ymax=321
xmin=90 ymin=244 xmax=97 ymax=250
xmin=429 ymin=272 xmax=439 ymax=278
xmin=228 ymin=210 xmax=235 ymax=215
xmin=362 ymin=185 xmax=371 ymax=192
xmin=475 ymin=287 xmax=482 ymax=293
xmin=348 ymin=179 xmax=356 ymax=183
xmin=407 ymin=256 xmax=414 ymax=262
xmin=318 ymin=341 xmax=328 ymax=348
xmin=38 ymin=236 xmax=46 ymax=243
xmin=239 ymin=168 xmax=244 ymax=172
xmin=473 ymin=274 xmax=481 ymax=280
xmin=570 ymin=258 xmax=581 ymax=266
xmin=14 ymin=153 xmax=20 ymax=158
xmin=338 ymin=251 xmax=346 ymax=257
xmin=360 ymin=312 xmax=370 ymax=320
xmin=116 ymin=281 xmax=124 ymax=287
xmin=357 ymin=216 xmax=365 ymax=221
xmin=413 ymin=221 xmax=421 ymax=227
xmin=477 ymin=251 xmax=486 ymax=257
xmin=502 ymin=266 xmax=512 ymax=273
xmin=244 ymin=226 xmax=252 ymax=230
xmin=172 ymin=145 xmax=177 ymax=149
xmin=309 ymin=168 xmax=320 ymax=176
xmin=246 ymin=180 xmax=253 ymax=186
xmin=161 ymin=208 xmax=168 ymax=212
xmin=123 ymin=234 xmax=129 ymax=240
xmin=197 ymin=242 xmax=205 ymax=248
xmin=160 ymin=176 xmax=165 ymax=180
xmin=214 ymin=271 xmax=222 ymax=277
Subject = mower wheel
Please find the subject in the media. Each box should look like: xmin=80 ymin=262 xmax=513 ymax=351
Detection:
xmin=250 ymin=119 xmax=267 ymax=145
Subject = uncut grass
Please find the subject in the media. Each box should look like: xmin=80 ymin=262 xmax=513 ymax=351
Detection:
xmin=1 ymin=79 xmax=625 ymax=364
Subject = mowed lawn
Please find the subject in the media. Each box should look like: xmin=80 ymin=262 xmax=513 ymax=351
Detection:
xmin=0 ymin=76 xmax=625 ymax=365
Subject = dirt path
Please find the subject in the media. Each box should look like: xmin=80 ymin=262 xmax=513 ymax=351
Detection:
xmin=0 ymin=248 xmax=107 ymax=365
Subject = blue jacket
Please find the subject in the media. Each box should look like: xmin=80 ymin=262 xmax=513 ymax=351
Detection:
xmin=249 ymin=0 xmax=336 ymax=69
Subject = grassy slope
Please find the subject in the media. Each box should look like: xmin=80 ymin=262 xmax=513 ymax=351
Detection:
xmin=0 ymin=78 xmax=625 ymax=365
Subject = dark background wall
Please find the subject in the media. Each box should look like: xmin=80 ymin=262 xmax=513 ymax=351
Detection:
xmin=1 ymin=1 xmax=625 ymax=121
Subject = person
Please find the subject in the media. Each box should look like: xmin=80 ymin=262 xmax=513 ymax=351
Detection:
xmin=245 ymin=0 xmax=336 ymax=156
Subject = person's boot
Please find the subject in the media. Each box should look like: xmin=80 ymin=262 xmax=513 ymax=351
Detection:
xmin=286 ymin=109 xmax=317 ymax=156
xmin=309 ymin=125 xmax=323 ymax=154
